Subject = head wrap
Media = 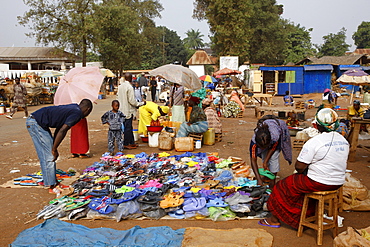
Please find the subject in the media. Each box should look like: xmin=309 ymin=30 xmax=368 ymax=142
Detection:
xmin=353 ymin=100 xmax=361 ymax=105
xmin=159 ymin=106 xmax=170 ymax=114
xmin=189 ymin=96 xmax=200 ymax=104
xmin=202 ymin=98 xmax=213 ymax=106
xmin=324 ymin=88 xmax=331 ymax=93
xmin=315 ymin=108 xmax=339 ymax=132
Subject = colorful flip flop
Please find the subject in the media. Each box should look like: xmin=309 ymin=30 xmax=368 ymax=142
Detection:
xmin=258 ymin=219 xmax=281 ymax=228
xmin=258 ymin=168 xmax=276 ymax=180
xmin=183 ymin=197 xmax=206 ymax=211
xmin=65 ymin=199 xmax=92 ymax=211
xmin=206 ymin=197 xmax=228 ymax=207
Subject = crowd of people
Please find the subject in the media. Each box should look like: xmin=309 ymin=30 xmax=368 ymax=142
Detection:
xmin=4 ymin=72 xmax=365 ymax=236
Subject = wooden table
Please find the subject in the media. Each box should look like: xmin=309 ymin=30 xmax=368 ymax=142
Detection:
xmin=347 ymin=118 xmax=370 ymax=162
xmin=252 ymin=93 xmax=273 ymax=106
xmin=255 ymin=106 xmax=306 ymax=118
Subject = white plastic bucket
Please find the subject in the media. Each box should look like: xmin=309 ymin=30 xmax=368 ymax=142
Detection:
xmin=195 ymin=140 xmax=202 ymax=149
xmin=133 ymin=129 xmax=139 ymax=142
xmin=148 ymin=132 xmax=160 ymax=147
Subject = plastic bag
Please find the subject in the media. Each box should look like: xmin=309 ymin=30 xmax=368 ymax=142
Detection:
xmin=343 ymin=173 xmax=370 ymax=211
xmin=334 ymin=226 xmax=370 ymax=247
xmin=115 ymin=200 xmax=142 ymax=222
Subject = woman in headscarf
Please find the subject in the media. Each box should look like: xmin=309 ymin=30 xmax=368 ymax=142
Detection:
xmin=202 ymin=98 xmax=222 ymax=134
xmin=138 ymin=101 xmax=169 ymax=136
xmin=258 ymin=108 xmax=349 ymax=229
xmin=177 ymin=96 xmax=208 ymax=137
xmin=223 ymin=91 xmax=245 ymax=118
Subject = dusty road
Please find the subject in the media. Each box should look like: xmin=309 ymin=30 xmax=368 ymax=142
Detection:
xmin=0 ymin=94 xmax=369 ymax=246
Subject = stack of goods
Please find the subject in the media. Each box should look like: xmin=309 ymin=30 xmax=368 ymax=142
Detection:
xmin=36 ymin=152 xmax=271 ymax=222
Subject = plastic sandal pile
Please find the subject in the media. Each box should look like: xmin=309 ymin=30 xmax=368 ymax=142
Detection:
xmin=36 ymin=152 xmax=271 ymax=221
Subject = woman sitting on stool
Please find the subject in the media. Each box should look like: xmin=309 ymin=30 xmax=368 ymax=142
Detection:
xmin=177 ymin=96 xmax=208 ymax=137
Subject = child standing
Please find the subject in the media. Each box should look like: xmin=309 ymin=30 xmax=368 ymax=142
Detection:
xmin=101 ymin=100 xmax=125 ymax=155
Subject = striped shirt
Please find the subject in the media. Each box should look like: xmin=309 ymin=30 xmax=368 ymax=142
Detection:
xmin=170 ymin=85 xmax=184 ymax=106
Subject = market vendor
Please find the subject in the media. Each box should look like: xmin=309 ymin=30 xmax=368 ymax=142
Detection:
xmin=223 ymin=91 xmax=245 ymax=118
xmin=347 ymin=99 xmax=365 ymax=120
xmin=202 ymin=98 xmax=222 ymax=134
xmin=258 ymin=108 xmax=349 ymax=229
xmin=0 ymin=89 xmax=10 ymax=107
xmin=177 ymin=96 xmax=208 ymax=137
xmin=138 ymin=101 xmax=169 ymax=136
xmin=347 ymin=99 xmax=367 ymax=132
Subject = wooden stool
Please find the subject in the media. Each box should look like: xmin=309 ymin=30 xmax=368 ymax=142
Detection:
xmin=188 ymin=132 xmax=204 ymax=146
xmin=215 ymin=133 xmax=222 ymax=142
xmin=297 ymin=190 xmax=339 ymax=245
xmin=237 ymin=111 xmax=244 ymax=118
xmin=293 ymin=140 xmax=306 ymax=150
xmin=325 ymin=186 xmax=343 ymax=216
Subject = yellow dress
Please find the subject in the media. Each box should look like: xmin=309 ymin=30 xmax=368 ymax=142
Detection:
xmin=138 ymin=101 xmax=162 ymax=135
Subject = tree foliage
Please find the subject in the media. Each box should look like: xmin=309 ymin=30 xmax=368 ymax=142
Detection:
xmin=282 ymin=21 xmax=315 ymax=64
xmin=18 ymin=0 xmax=96 ymax=66
xmin=183 ymin=29 xmax=205 ymax=50
xmin=160 ymin=26 xmax=189 ymax=65
xmin=93 ymin=0 xmax=143 ymax=73
xmin=353 ymin=21 xmax=370 ymax=49
xmin=193 ymin=0 xmax=286 ymax=64
xmin=316 ymin=28 xmax=350 ymax=57
xmin=18 ymin=0 xmax=163 ymax=69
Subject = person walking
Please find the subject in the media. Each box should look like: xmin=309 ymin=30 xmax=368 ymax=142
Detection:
xmin=149 ymin=76 xmax=158 ymax=102
xmin=6 ymin=77 xmax=28 ymax=119
xmin=26 ymin=99 xmax=93 ymax=195
xmin=117 ymin=72 xmax=145 ymax=149
xmin=101 ymin=100 xmax=125 ymax=155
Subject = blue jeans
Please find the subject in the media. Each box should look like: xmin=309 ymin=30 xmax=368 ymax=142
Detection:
xmin=26 ymin=118 xmax=56 ymax=186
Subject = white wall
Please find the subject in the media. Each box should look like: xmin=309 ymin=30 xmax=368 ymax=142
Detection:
xmin=189 ymin=65 xmax=205 ymax=77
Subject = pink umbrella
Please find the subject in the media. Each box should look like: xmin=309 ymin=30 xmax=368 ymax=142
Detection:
xmin=54 ymin=67 xmax=104 ymax=105
xmin=213 ymin=68 xmax=241 ymax=76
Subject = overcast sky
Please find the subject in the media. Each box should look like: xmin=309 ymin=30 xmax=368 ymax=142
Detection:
xmin=0 ymin=0 xmax=369 ymax=51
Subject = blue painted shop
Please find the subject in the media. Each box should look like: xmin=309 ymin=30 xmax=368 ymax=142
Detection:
xmin=259 ymin=64 xmax=333 ymax=95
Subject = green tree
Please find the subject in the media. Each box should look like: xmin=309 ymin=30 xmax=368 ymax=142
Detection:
xmin=92 ymin=0 xmax=162 ymax=72
xmin=283 ymin=21 xmax=315 ymax=64
xmin=183 ymin=29 xmax=205 ymax=49
xmin=193 ymin=0 xmax=286 ymax=64
xmin=18 ymin=0 xmax=96 ymax=66
xmin=353 ymin=21 xmax=370 ymax=49
xmin=247 ymin=0 xmax=286 ymax=64
xmin=93 ymin=0 xmax=143 ymax=73
xmin=316 ymin=28 xmax=350 ymax=57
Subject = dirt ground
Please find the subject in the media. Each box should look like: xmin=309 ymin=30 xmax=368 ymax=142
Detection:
xmin=0 ymin=93 xmax=369 ymax=246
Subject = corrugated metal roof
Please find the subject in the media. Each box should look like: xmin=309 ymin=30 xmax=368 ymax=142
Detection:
xmin=0 ymin=47 xmax=79 ymax=61
xmin=304 ymin=64 xmax=333 ymax=71
xmin=353 ymin=49 xmax=370 ymax=55
xmin=311 ymin=55 xmax=365 ymax=65
xmin=186 ymin=50 xmax=214 ymax=65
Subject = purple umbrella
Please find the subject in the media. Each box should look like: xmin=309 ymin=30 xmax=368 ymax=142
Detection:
xmin=337 ymin=68 xmax=370 ymax=102
xmin=343 ymin=69 xmax=369 ymax=77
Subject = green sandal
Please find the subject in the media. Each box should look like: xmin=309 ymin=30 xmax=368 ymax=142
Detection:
xmin=258 ymin=168 xmax=276 ymax=180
